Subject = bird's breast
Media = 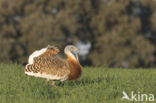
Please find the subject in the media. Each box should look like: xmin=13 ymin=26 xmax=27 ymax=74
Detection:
xmin=67 ymin=58 xmax=82 ymax=80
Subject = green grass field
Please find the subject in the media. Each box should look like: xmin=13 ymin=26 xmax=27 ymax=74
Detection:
xmin=0 ymin=63 xmax=155 ymax=103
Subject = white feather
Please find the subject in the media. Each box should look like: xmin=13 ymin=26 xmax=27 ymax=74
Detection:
xmin=25 ymin=72 xmax=68 ymax=81
xmin=28 ymin=48 xmax=47 ymax=64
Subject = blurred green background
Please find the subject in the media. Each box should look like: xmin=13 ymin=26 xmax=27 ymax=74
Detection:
xmin=0 ymin=0 xmax=156 ymax=68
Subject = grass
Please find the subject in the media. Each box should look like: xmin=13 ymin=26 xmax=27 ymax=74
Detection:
xmin=0 ymin=63 xmax=155 ymax=103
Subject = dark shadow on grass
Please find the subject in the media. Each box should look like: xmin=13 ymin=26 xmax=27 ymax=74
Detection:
xmin=57 ymin=77 xmax=103 ymax=87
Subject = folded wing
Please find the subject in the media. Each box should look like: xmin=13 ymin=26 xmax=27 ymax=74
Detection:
xmin=25 ymin=45 xmax=70 ymax=81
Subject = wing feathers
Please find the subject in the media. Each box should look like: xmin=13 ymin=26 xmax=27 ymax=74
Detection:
xmin=25 ymin=46 xmax=70 ymax=81
xmin=25 ymin=64 xmax=40 ymax=73
xmin=25 ymin=45 xmax=82 ymax=81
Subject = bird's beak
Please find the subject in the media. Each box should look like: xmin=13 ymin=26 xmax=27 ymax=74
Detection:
xmin=76 ymin=48 xmax=80 ymax=51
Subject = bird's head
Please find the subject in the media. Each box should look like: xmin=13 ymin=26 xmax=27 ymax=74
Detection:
xmin=64 ymin=45 xmax=79 ymax=53
xmin=64 ymin=45 xmax=80 ymax=60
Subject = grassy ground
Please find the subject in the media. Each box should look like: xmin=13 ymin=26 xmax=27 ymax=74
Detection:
xmin=0 ymin=63 xmax=155 ymax=103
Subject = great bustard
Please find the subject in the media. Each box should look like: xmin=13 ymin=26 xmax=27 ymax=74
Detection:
xmin=24 ymin=45 xmax=82 ymax=87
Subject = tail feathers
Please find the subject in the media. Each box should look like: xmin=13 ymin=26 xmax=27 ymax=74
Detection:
xmin=25 ymin=64 xmax=40 ymax=73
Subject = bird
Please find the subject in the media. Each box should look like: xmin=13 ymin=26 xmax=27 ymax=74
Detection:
xmin=24 ymin=45 xmax=82 ymax=87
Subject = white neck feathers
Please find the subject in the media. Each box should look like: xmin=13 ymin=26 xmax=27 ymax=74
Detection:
xmin=65 ymin=50 xmax=79 ymax=61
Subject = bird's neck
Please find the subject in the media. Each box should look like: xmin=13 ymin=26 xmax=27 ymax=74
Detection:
xmin=65 ymin=51 xmax=79 ymax=62
xmin=66 ymin=52 xmax=82 ymax=80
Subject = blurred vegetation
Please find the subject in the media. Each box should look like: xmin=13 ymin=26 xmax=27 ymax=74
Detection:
xmin=0 ymin=0 xmax=156 ymax=68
